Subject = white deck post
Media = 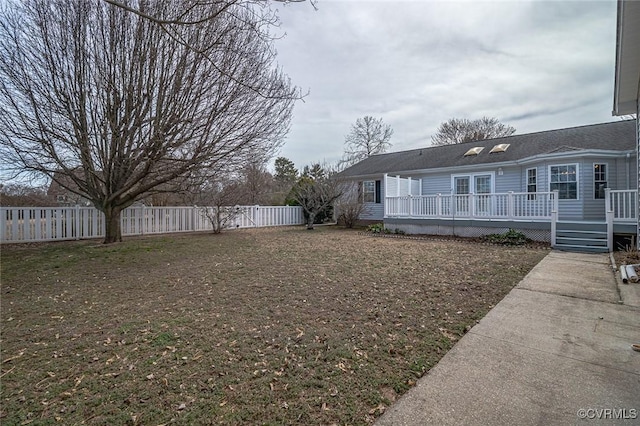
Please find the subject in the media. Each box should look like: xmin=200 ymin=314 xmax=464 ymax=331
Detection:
xmin=550 ymin=190 xmax=559 ymax=248
xmin=507 ymin=191 xmax=514 ymax=219
xmin=605 ymin=188 xmax=613 ymax=252
xmin=407 ymin=177 xmax=412 ymax=217
xmin=383 ymin=174 xmax=388 ymax=217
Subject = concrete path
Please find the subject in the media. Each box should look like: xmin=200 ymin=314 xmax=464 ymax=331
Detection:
xmin=376 ymin=251 xmax=640 ymax=426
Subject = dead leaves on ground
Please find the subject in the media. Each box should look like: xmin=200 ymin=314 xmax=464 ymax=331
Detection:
xmin=0 ymin=227 xmax=547 ymax=425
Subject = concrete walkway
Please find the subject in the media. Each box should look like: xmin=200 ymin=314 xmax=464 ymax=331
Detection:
xmin=376 ymin=251 xmax=640 ymax=426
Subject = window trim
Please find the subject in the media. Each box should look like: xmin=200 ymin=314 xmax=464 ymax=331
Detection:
xmin=593 ymin=163 xmax=608 ymax=200
xmin=526 ymin=168 xmax=537 ymax=193
xmin=362 ymin=180 xmax=381 ymax=204
xmin=548 ymin=163 xmax=579 ymax=200
xmin=526 ymin=167 xmax=537 ymax=200
xmin=451 ymin=172 xmax=495 ymax=194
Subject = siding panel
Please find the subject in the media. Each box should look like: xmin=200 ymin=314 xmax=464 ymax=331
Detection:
xmin=495 ymin=168 xmax=520 ymax=193
xmin=360 ymin=177 xmax=384 ymax=220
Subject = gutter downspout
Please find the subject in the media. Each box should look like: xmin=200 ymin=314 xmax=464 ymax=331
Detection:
xmin=626 ymin=152 xmax=631 ymax=189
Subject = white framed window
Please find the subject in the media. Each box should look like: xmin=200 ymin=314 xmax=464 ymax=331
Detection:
xmin=474 ymin=175 xmax=491 ymax=194
xmin=451 ymin=172 xmax=495 ymax=194
xmin=593 ymin=163 xmax=607 ymax=199
xmin=526 ymin=168 xmax=537 ymax=193
xmin=454 ymin=176 xmax=470 ymax=194
xmin=549 ymin=164 xmax=578 ymax=200
xmin=362 ymin=180 xmax=381 ymax=203
xmin=527 ymin=168 xmax=537 ymax=200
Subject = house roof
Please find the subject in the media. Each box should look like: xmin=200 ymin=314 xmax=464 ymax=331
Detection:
xmin=613 ymin=0 xmax=640 ymax=115
xmin=339 ymin=120 xmax=636 ymax=178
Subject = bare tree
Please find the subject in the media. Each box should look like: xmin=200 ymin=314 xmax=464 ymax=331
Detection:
xmin=104 ymin=0 xmax=319 ymax=24
xmin=194 ymin=176 xmax=244 ymax=234
xmin=340 ymin=116 xmax=393 ymax=168
xmin=0 ymin=0 xmax=299 ymax=243
xmin=290 ymin=164 xmax=343 ymax=230
xmin=0 ymin=183 xmax=53 ymax=207
xmin=334 ymin=182 xmax=367 ymax=228
xmin=235 ymin=161 xmax=274 ymax=205
xmin=431 ymin=117 xmax=515 ymax=146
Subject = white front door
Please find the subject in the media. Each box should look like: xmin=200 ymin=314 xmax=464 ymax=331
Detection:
xmin=454 ymin=176 xmax=470 ymax=215
xmin=474 ymin=175 xmax=492 ymax=214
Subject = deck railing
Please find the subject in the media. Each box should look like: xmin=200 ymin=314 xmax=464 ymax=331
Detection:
xmin=608 ymin=189 xmax=637 ymax=222
xmin=385 ymin=191 xmax=557 ymax=220
xmin=0 ymin=205 xmax=305 ymax=243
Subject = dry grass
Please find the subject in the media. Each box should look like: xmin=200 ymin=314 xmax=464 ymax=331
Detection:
xmin=0 ymin=226 xmax=547 ymax=425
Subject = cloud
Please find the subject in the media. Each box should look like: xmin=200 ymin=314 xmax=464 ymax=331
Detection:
xmin=272 ymin=0 xmax=617 ymax=170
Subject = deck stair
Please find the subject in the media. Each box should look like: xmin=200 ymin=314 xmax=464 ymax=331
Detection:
xmin=554 ymin=221 xmax=608 ymax=253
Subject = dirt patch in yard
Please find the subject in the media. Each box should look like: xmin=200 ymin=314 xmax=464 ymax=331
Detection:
xmin=0 ymin=226 xmax=547 ymax=425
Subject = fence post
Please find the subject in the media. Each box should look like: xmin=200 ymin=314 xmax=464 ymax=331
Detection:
xmin=0 ymin=208 xmax=5 ymax=243
xmin=75 ymin=205 xmax=80 ymax=240
xmin=254 ymin=205 xmax=260 ymax=227
xmin=141 ymin=205 xmax=145 ymax=235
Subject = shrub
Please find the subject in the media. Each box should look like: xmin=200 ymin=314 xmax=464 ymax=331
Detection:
xmin=366 ymin=224 xmax=408 ymax=235
xmin=367 ymin=223 xmax=390 ymax=234
xmin=483 ymin=229 xmax=530 ymax=246
xmin=335 ymin=192 xmax=366 ymax=228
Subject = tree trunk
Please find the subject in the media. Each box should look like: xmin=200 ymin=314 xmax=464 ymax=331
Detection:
xmin=306 ymin=212 xmax=315 ymax=230
xmin=103 ymin=205 xmax=123 ymax=244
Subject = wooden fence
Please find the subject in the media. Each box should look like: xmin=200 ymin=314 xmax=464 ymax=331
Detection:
xmin=0 ymin=205 xmax=305 ymax=243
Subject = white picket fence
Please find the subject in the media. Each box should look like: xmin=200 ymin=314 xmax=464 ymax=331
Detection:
xmin=0 ymin=205 xmax=305 ymax=243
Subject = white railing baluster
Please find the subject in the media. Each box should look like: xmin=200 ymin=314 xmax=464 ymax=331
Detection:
xmin=608 ymin=189 xmax=637 ymax=222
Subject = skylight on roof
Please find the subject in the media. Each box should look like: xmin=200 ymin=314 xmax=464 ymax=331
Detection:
xmin=489 ymin=143 xmax=510 ymax=153
xmin=464 ymin=147 xmax=484 ymax=157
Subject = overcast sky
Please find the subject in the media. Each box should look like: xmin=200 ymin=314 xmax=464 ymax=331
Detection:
xmin=270 ymin=0 xmax=619 ymax=170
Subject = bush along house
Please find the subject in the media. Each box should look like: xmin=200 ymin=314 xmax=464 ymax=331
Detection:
xmin=338 ymin=120 xmax=637 ymax=252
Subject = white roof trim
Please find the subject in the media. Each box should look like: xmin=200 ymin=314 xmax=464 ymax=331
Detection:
xmin=613 ymin=0 xmax=640 ymax=116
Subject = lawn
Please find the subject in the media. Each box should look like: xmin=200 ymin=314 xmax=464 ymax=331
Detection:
xmin=0 ymin=226 xmax=548 ymax=425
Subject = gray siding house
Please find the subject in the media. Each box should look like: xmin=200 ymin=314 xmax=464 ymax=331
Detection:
xmin=339 ymin=120 xmax=637 ymax=252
